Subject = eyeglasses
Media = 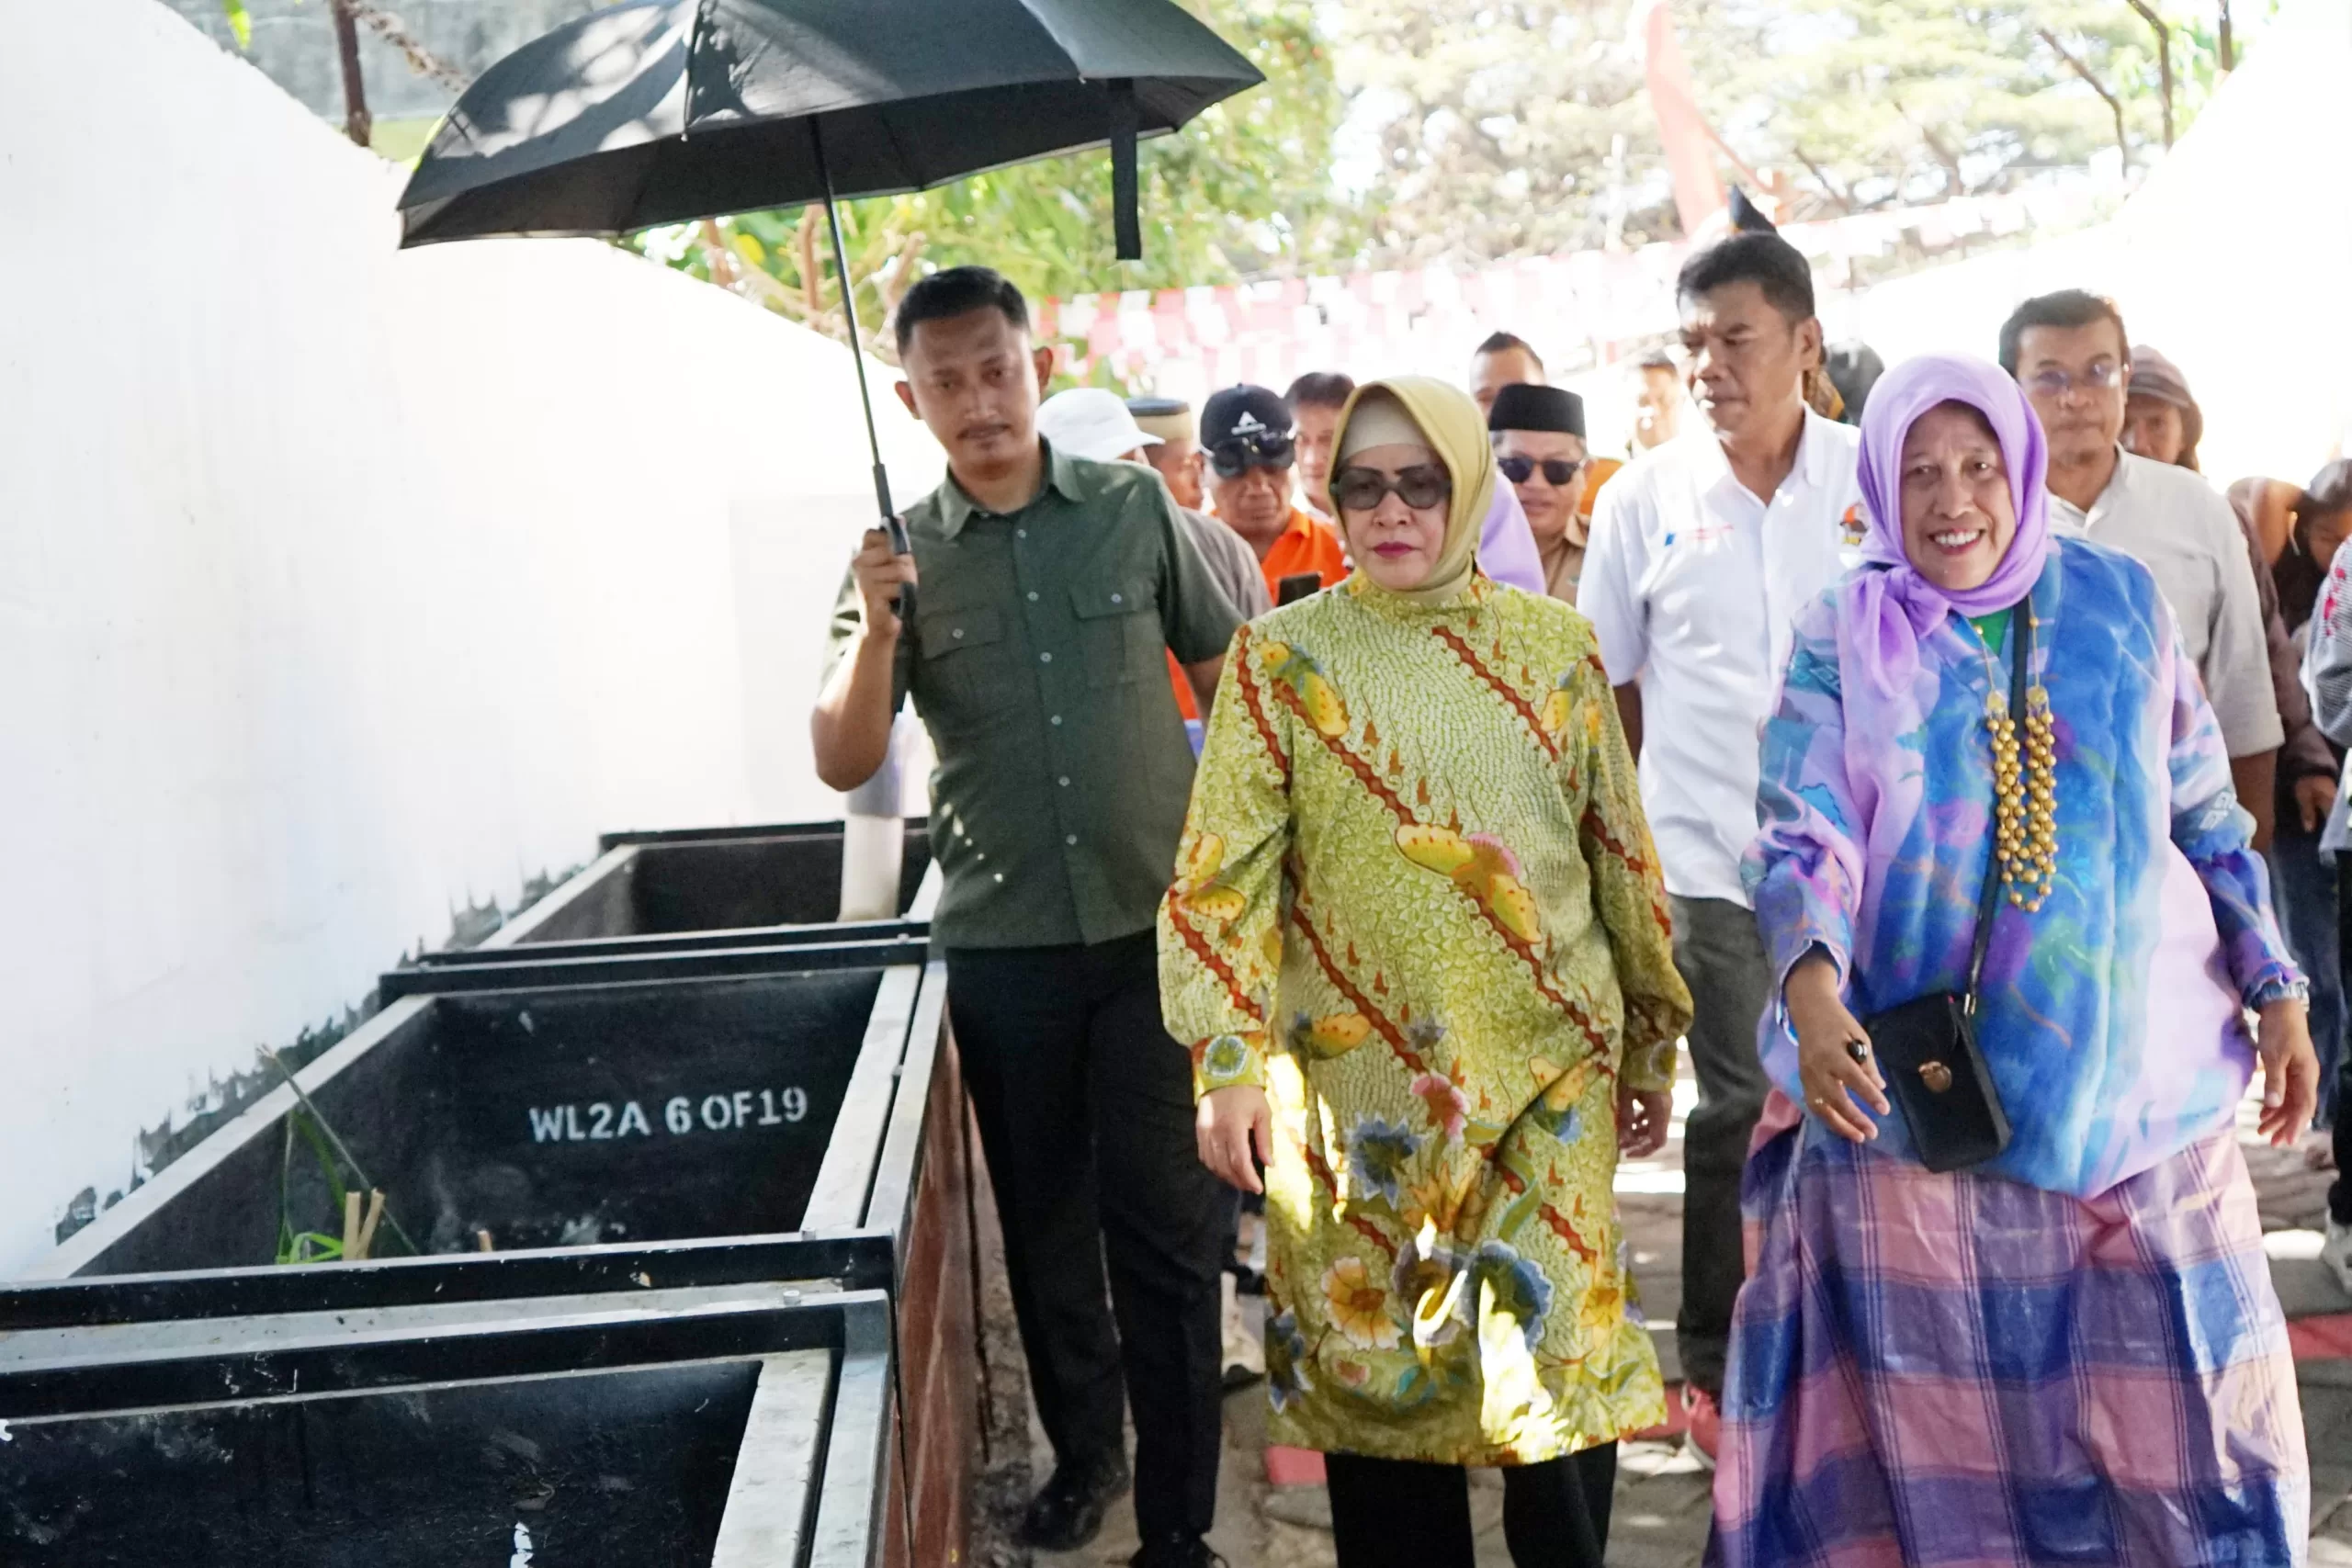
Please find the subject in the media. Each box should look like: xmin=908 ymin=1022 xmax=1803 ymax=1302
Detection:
xmin=1498 ymin=456 xmax=1586 ymax=487
xmin=2022 ymin=361 xmax=2124 ymax=399
xmin=1207 ymin=431 xmax=1295 ymax=478
xmin=1332 ymin=465 xmax=1453 ymax=512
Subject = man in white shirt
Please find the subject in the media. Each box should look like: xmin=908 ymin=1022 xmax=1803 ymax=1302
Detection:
xmin=1999 ymin=291 xmax=2283 ymax=844
xmin=1580 ymin=232 xmax=1862 ymax=1444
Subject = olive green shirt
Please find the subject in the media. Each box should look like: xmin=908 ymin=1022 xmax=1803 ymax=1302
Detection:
xmin=829 ymin=441 xmax=1242 ymax=949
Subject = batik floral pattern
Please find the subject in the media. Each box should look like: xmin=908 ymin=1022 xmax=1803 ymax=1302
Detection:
xmin=1159 ymin=573 xmax=1691 ymax=1465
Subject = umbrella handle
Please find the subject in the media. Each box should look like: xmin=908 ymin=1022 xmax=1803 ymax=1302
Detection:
xmin=874 ymin=462 xmax=915 ymax=625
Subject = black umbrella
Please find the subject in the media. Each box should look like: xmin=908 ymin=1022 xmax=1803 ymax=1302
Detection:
xmin=396 ymin=0 xmax=1262 ymax=592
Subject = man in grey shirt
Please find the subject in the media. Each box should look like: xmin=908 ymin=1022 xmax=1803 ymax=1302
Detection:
xmin=2001 ymin=290 xmax=2282 ymax=841
xmin=1038 ymin=388 xmax=1271 ymax=622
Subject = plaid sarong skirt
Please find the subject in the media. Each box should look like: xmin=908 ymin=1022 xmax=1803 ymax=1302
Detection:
xmin=1710 ymin=1096 xmax=2310 ymax=1567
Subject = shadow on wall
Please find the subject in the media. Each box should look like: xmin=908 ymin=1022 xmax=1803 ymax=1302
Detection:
xmin=50 ymin=862 xmax=586 ymax=1248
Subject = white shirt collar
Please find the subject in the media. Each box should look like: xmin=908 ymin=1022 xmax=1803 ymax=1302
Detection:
xmin=2050 ymin=445 xmax=2133 ymax=526
xmin=1684 ymin=405 xmax=1841 ymax=505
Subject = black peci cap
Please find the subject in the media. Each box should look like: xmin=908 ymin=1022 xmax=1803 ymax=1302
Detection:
xmin=1487 ymin=383 xmax=1586 ymax=438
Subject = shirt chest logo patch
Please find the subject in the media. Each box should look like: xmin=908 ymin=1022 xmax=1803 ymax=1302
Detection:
xmin=1839 ymin=505 xmax=1868 ymax=548
xmin=1665 ymin=524 xmax=1732 ymax=549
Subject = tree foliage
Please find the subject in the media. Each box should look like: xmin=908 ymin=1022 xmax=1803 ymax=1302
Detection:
xmin=634 ymin=0 xmax=2261 ymax=332
xmin=1713 ymin=0 xmax=2238 ymax=209
xmin=633 ymin=0 xmax=1363 ymax=356
xmin=1329 ymin=0 xmax=2247 ymax=260
xmin=1334 ymin=0 xmax=1764 ymax=262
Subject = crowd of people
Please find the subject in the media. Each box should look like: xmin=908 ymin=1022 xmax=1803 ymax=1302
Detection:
xmin=813 ymin=223 xmax=2345 ymax=1568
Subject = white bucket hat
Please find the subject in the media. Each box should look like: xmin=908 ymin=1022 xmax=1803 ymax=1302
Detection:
xmin=1036 ymin=387 xmax=1164 ymax=464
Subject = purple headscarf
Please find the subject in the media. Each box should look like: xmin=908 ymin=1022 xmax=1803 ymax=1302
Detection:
xmin=1849 ymin=354 xmax=2050 ymax=695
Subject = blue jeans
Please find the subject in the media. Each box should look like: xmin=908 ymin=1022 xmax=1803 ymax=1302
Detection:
xmin=2268 ymin=828 xmax=2343 ymax=1129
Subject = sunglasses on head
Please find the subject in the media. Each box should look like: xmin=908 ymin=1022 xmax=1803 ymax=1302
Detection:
xmin=1498 ymin=455 xmax=1586 ymax=487
xmin=1332 ymin=465 xmax=1453 ymax=513
xmin=1207 ymin=431 xmax=1295 ymax=478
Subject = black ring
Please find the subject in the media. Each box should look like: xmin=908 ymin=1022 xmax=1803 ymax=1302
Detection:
xmin=1845 ymin=1039 xmax=1871 ymax=1064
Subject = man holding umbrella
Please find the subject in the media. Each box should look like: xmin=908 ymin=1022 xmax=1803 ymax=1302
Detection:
xmin=816 ymin=266 xmax=1238 ymax=1568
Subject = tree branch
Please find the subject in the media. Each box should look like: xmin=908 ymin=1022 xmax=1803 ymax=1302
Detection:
xmin=1792 ymin=145 xmax=1858 ymax=215
xmin=2038 ymin=29 xmax=2129 ymax=168
xmin=876 ymin=231 xmax=927 ymax=316
xmin=328 ymin=0 xmax=371 ymax=148
xmin=1892 ymin=96 xmax=1966 ymax=196
xmin=346 ymin=0 xmax=469 ymax=91
xmin=796 ymin=209 xmax=824 ymax=320
xmin=2124 ymin=0 xmax=2175 ymax=149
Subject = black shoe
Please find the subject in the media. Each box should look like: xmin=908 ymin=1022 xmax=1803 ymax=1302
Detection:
xmin=1020 ymin=1453 xmax=1131 ymax=1551
xmin=1130 ymin=1534 xmax=1226 ymax=1568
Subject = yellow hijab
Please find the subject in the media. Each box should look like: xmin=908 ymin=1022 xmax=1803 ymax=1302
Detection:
xmin=1331 ymin=376 xmax=1497 ymax=608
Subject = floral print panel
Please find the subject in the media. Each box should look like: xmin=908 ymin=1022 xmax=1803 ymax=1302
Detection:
xmin=1159 ymin=574 xmax=1691 ymax=1465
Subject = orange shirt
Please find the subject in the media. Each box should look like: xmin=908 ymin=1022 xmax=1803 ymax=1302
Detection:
xmin=1579 ymin=457 xmax=1625 ymax=525
xmin=1257 ymin=506 xmax=1350 ymax=603
xmin=1169 ymin=509 xmax=1348 ymax=725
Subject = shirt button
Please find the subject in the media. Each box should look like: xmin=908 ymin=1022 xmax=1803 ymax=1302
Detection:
xmin=1039 ymin=651 xmax=1053 ymax=663
xmin=1050 ymin=715 xmax=1063 ymax=726
xmin=1110 ymin=592 xmax=1123 ymax=604
xmin=951 ymin=627 xmax=965 ymax=640
xmin=1016 ymin=528 xmax=1027 ymax=539
xmin=1027 ymin=592 xmax=1039 ymax=602
xmin=1058 ymin=776 xmax=1070 ymax=786
xmin=1066 ymin=834 xmax=1079 ymax=846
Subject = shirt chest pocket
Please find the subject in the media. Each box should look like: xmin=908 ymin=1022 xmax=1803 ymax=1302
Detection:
xmin=1070 ymin=579 xmax=1159 ymax=689
xmin=1648 ymin=525 xmax=1759 ymax=630
xmin=915 ymin=604 xmax=1008 ymax=724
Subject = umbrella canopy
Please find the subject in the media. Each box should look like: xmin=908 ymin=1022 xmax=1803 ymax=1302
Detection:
xmin=396 ymin=0 xmax=1263 ymax=248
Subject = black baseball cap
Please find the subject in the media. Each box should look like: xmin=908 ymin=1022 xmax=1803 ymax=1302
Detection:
xmin=1487 ymin=383 xmax=1587 ymax=439
xmin=1201 ymin=385 xmax=1295 ymax=449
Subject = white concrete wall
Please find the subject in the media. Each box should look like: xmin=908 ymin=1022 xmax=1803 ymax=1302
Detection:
xmin=0 ymin=0 xmax=941 ymax=1271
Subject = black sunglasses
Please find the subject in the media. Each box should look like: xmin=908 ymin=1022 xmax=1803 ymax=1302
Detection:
xmin=1498 ymin=455 xmax=1586 ymax=487
xmin=1208 ymin=431 xmax=1295 ymax=478
xmin=1332 ymin=465 xmax=1453 ymax=513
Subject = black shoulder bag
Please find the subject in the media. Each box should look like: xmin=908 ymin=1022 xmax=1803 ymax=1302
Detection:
xmin=1856 ymin=599 xmax=2024 ymax=1173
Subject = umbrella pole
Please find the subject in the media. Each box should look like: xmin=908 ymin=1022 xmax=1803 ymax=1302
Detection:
xmin=810 ymin=121 xmax=913 ymax=612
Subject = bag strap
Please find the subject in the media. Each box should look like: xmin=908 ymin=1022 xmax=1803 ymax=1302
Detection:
xmin=1965 ymin=592 xmax=2032 ymax=1013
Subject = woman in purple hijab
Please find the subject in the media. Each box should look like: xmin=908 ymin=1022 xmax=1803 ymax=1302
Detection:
xmin=1713 ymin=355 xmax=2320 ymax=1566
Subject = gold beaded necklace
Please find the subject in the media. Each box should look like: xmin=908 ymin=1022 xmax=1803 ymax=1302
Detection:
xmin=1977 ymin=608 xmax=2056 ymax=911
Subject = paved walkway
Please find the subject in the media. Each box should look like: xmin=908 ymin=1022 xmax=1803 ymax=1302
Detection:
xmin=979 ymin=1066 xmax=2352 ymax=1567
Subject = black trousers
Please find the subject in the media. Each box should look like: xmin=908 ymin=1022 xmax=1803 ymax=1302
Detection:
xmin=946 ymin=932 xmax=1227 ymax=1542
xmin=1325 ymin=1448 xmax=1618 ymax=1568
xmin=2334 ymin=867 xmax=2352 ymax=1224
xmin=1668 ymin=895 xmax=1773 ymax=1398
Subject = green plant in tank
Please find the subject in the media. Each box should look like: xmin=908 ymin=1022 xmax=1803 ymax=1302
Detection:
xmin=275 ymin=1110 xmax=349 ymax=1266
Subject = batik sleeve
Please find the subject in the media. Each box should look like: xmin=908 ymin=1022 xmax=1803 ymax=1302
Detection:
xmin=1567 ymin=646 xmax=1691 ymax=1093
xmin=1159 ymin=623 xmax=1296 ymax=1098
xmin=2164 ymin=607 xmax=2304 ymax=1006
xmin=1743 ymin=594 xmax=1871 ymax=1099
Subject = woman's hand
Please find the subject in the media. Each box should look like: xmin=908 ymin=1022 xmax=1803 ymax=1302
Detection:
xmin=1786 ymin=951 xmax=1889 ymax=1143
xmin=1197 ymin=1085 xmax=1274 ymax=1193
xmin=2255 ymin=998 xmax=2320 ymax=1146
xmin=1617 ymin=1085 xmax=1672 ymax=1157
